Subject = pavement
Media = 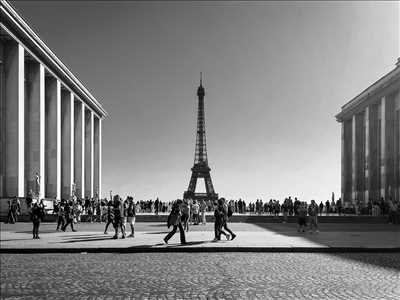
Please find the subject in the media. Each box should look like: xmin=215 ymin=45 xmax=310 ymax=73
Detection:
xmin=1 ymin=252 xmax=400 ymax=299
xmin=1 ymin=221 xmax=399 ymax=252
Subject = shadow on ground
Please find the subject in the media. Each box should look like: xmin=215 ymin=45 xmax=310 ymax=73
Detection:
xmin=250 ymin=222 xmax=400 ymax=272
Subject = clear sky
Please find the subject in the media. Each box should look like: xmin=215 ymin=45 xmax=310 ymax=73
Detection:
xmin=12 ymin=1 xmax=399 ymax=202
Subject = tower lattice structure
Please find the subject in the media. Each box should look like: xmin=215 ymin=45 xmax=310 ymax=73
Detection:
xmin=183 ymin=74 xmax=218 ymax=201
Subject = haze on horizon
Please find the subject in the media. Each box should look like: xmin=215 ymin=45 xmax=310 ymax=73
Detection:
xmin=12 ymin=1 xmax=399 ymax=202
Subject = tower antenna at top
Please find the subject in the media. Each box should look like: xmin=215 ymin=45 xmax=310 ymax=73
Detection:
xmin=200 ymin=72 xmax=202 ymax=85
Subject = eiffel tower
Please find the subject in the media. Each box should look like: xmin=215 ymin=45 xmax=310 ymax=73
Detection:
xmin=183 ymin=73 xmax=218 ymax=201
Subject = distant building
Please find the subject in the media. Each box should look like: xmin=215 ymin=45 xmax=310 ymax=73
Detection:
xmin=0 ymin=0 xmax=108 ymax=204
xmin=336 ymin=58 xmax=400 ymax=206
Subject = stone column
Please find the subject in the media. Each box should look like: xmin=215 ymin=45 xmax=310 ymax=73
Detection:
xmin=84 ymin=108 xmax=92 ymax=198
xmin=91 ymin=111 xmax=94 ymax=199
xmin=45 ymin=76 xmax=60 ymax=199
xmin=61 ymin=89 xmax=73 ymax=200
xmin=99 ymin=118 xmax=102 ymax=199
xmin=0 ymin=40 xmax=4 ymax=197
xmin=81 ymin=102 xmax=85 ymax=199
xmin=352 ymin=114 xmax=356 ymax=204
xmin=364 ymin=106 xmax=370 ymax=204
xmin=74 ymin=100 xmax=85 ymax=199
xmin=3 ymin=42 xmax=24 ymax=197
xmin=24 ymin=60 xmax=42 ymax=197
xmin=380 ymin=97 xmax=386 ymax=198
xmin=341 ymin=121 xmax=345 ymax=202
xmin=39 ymin=65 xmax=45 ymax=199
xmin=93 ymin=116 xmax=100 ymax=199
xmin=70 ymin=93 xmax=74 ymax=197
xmin=57 ymin=81 xmax=61 ymax=200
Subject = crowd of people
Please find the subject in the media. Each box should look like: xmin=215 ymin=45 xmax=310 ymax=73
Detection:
xmin=4 ymin=193 xmax=400 ymax=240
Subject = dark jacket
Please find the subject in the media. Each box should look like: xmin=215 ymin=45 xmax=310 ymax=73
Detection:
xmin=167 ymin=203 xmax=181 ymax=228
xmin=31 ymin=205 xmax=44 ymax=223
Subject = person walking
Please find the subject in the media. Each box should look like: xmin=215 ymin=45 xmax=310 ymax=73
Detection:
xmin=221 ymin=198 xmax=236 ymax=240
xmin=126 ymin=196 xmax=136 ymax=237
xmin=104 ymin=200 xmax=114 ymax=234
xmin=30 ymin=202 xmax=44 ymax=239
xmin=112 ymin=195 xmax=125 ymax=239
xmin=181 ymin=199 xmax=190 ymax=232
xmin=6 ymin=200 xmax=15 ymax=224
xmin=56 ymin=199 xmax=66 ymax=231
xmin=213 ymin=199 xmax=229 ymax=241
xmin=62 ymin=200 xmax=77 ymax=232
xmin=297 ymin=202 xmax=307 ymax=233
xmin=164 ymin=200 xmax=186 ymax=244
xmin=308 ymin=200 xmax=319 ymax=233
xmin=192 ymin=200 xmax=200 ymax=225
xmin=200 ymin=199 xmax=207 ymax=225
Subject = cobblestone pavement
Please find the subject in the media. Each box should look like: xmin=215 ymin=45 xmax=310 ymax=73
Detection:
xmin=1 ymin=253 xmax=399 ymax=299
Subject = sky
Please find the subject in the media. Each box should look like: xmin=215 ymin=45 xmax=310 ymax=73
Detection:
xmin=11 ymin=1 xmax=399 ymax=202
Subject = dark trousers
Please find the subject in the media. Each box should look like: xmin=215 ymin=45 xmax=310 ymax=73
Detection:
xmin=223 ymin=222 xmax=234 ymax=236
xmin=62 ymin=218 xmax=75 ymax=231
xmin=56 ymin=216 xmax=65 ymax=230
xmin=32 ymin=221 xmax=40 ymax=238
xmin=7 ymin=210 xmax=15 ymax=223
xmin=165 ymin=223 xmax=186 ymax=243
xmin=104 ymin=220 xmax=113 ymax=232
xmin=214 ymin=222 xmax=227 ymax=240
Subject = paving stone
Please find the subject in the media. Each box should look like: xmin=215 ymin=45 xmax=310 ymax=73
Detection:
xmin=1 ymin=253 xmax=399 ymax=299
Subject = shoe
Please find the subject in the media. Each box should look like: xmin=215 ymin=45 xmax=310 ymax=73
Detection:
xmin=181 ymin=241 xmax=187 ymax=245
xmin=212 ymin=238 xmax=219 ymax=242
xmin=104 ymin=231 xmax=108 ymax=234
xmin=163 ymin=238 xmax=168 ymax=244
xmin=231 ymin=234 xmax=237 ymax=241
xmin=112 ymin=235 xmax=118 ymax=239
xmin=226 ymin=234 xmax=230 ymax=240
xmin=56 ymin=229 xmax=60 ymax=231
xmin=122 ymin=235 xmax=126 ymax=239
xmin=37 ymin=236 xmax=40 ymax=239
xmin=72 ymin=229 xmax=77 ymax=232
xmin=129 ymin=234 xmax=134 ymax=237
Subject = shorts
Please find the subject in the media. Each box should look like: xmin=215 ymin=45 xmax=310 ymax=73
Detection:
xmin=127 ymin=216 xmax=135 ymax=225
xmin=122 ymin=217 xmax=128 ymax=226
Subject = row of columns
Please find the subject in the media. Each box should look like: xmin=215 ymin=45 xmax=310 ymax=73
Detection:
xmin=341 ymin=92 xmax=400 ymax=205
xmin=0 ymin=39 xmax=102 ymax=200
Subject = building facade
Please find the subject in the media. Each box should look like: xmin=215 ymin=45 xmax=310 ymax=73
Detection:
xmin=0 ymin=1 xmax=107 ymax=204
xmin=336 ymin=59 xmax=400 ymax=206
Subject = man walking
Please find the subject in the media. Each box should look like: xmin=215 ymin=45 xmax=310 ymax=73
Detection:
xmin=164 ymin=200 xmax=186 ymax=245
xmin=126 ymin=196 xmax=136 ymax=237
xmin=308 ymin=200 xmax=319 ymax=233
xmin=62 ymin=200 xmax=77 ymax=232
xmin=221 ymin=198 xmax=236 ymax=240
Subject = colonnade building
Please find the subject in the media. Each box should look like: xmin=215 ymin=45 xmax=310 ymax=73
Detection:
xmin=0 ymin=1 xmax=107 ymax=203
xmin=336 ymin=59 xmax=400 ymax=206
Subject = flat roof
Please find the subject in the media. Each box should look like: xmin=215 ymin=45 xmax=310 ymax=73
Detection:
xmin=335 ymin=59 xmax=400 ymax=122
xmin=0 ymin=0 xmax=108 ymax=118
